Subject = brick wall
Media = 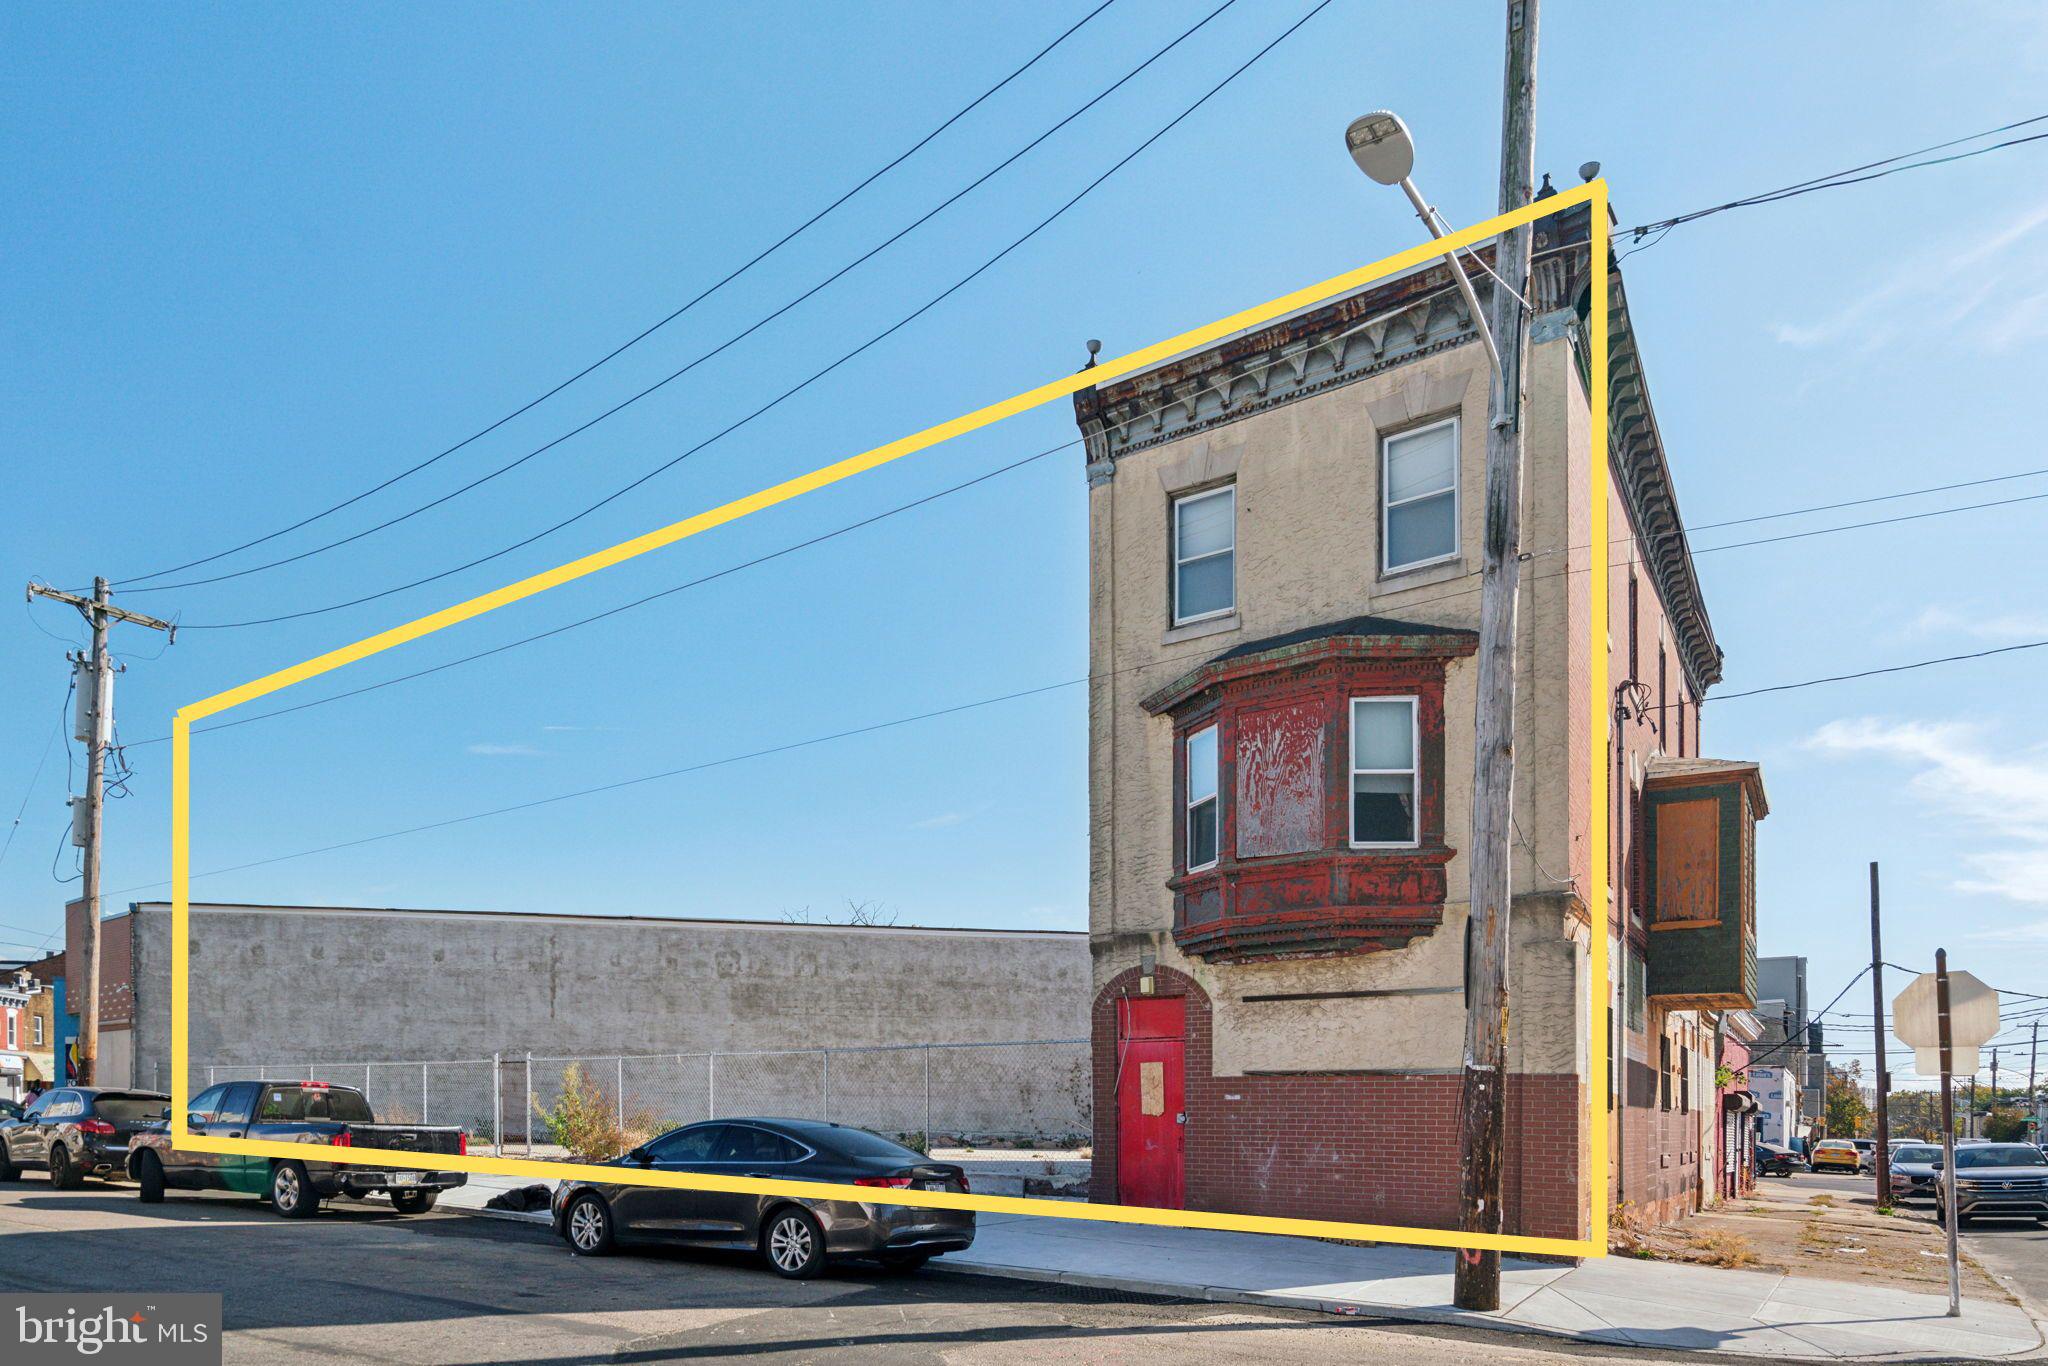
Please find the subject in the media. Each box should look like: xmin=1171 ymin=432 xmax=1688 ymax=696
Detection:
xmin=64 ymin=900 xmax=134 ymax=1027
xmin=1093 ymin=965 xmax=1584 ymax=1239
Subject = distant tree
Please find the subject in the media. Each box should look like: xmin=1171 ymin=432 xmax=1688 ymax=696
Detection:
xmin=1983 ymin=1107 xmax=2031 ymax=1143
xmin=1825 ymin=1062 xmax=1872 ymax=1139
xmin=781 ymin=898 xmax=898 ymax=926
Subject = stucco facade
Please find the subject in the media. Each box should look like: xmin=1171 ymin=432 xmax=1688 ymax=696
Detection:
xmin=1078 ymin=202 xmax=1758 ymax=1236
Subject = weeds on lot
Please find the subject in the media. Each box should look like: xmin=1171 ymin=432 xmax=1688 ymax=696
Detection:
xmin=1694 ymin=1231 xmax=1759 ymax=1268
xmin=531 ymin=1064 xmax=664 ymax=1161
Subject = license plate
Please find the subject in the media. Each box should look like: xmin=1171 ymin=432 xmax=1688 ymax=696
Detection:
xmin=919 ymin=1179 xmax=949 ymax=1191
xmin=391 ymin=1173 xmax=420 ymax=1187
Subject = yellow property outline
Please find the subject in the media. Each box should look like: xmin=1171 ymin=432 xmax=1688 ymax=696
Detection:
xmin=172 ymin=181 xmax=1610 ymax=1259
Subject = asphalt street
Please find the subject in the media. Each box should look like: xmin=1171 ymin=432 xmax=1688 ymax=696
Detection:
xmin=0 ymin=1177 xmax=1692 ymax=1365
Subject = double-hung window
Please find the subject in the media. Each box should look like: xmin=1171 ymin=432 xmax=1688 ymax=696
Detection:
xmin=1186 ymin=725 xmax=1219 ymax=871
xmin=33 ymin=1014 xmax=44 ymax=1046
xmin=1349 ymin=697 xmax=1418 ymax=846
xmin=1171 ymin=486 xmax=1235 ymax=624
xmin=1382 ymin=418 xmax=1458 ymax=571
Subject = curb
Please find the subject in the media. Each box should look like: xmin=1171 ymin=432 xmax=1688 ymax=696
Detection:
xmin=929 ymin=1259 xmax=2042 ymax=1363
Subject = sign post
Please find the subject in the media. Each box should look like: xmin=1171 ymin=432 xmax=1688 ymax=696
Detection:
xmin=1894 ymin=953 xmax=2001 ymax=1318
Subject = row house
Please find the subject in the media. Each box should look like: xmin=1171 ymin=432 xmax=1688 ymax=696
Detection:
xmin=1074 ymin=197 xmax=1765 ymax=1237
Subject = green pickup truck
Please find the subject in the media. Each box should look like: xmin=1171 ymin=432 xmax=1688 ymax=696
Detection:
xmin=127 ymin=1079 xmax=467 ymax=1217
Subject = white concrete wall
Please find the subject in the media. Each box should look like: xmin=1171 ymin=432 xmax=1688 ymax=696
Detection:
xmin=128 ymin=903 xmax=1091 ymax=1140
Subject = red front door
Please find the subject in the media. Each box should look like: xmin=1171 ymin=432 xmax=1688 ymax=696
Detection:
xmin=1116 ymin=996 xmax=1185 ymax=1209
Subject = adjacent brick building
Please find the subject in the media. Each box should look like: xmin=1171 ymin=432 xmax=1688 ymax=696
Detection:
xmin=1075 ymin=199 xmax=1765 ymax=1238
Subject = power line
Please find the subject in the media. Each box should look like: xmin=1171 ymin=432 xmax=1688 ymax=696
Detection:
xmin=168 ymin=0 xmax=1331 ymax=631
xmin=0 ymin=705 xmax=65 ymax=868
xmin=1708 ymin=638 xmax=2048 ymax=704
xmin=108 ymin=624 xmax=2048 ymax=896
xmin=109 ymin=0 xmax=1126 ymax=589
xmin=122 ymin=0 xmax=1245 ymax=601
xmin=1621 ymin=113 xmax=2048 ymax=254
xmin=123 ymin=439 xmax=2048 ymax=751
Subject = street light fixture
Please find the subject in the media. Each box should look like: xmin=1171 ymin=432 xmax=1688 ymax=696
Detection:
xmin=1344 ymin=111 xmax=1504 ymax=395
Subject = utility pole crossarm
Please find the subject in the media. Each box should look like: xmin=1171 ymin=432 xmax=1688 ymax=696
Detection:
xmin=27 ymin=581 xmax=177 ymax=639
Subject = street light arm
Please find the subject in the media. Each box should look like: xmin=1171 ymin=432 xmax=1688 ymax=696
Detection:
xmin=1396 ymin=177 xmax=1506 ymax=406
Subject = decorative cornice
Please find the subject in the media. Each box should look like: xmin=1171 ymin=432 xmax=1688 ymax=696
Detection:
xmin=1141 ymin=616 xmax=1479 ymax=717
xmin=1075 ymin=201 xmax=1724 ymax=695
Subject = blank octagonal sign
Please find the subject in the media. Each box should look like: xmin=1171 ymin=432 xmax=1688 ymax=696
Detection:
xmin=1893 ymin=969 xmax=1999 ymax=1076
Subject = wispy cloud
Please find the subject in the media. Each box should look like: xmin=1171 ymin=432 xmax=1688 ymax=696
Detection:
xmin=467 ymin=742 xmax=545 ymax=757
xmin=911 ymin=811 xmax=967 ymax=830
xmin=1909 ymin=605 xmax=2048 ymax=643
xmin=1772 ymin=198 xmax=2048 ymax=355
xmin=1805 ymin=717 xmax=2048 ymax=904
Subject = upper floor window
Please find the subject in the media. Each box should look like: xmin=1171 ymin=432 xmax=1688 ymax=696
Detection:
xmin=1349 ymin=697 xmax=1418 ymax=847
xmin=1171 ymin=486 xmax=1235 ymax=624
xmin=1382 ymin=418 xmax=1458 ymax=572
xmin=1186 ymin=725 xmax=1219 ymax=870
xmin=32 ymin=1014 xmax=44 ymax=1045
xmin=4 ymin=1014 xmax=13 ymax=1049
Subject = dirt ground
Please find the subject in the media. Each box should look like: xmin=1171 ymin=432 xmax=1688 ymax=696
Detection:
xmin=1612 ymin=1176 xmax=2012 ymax=1303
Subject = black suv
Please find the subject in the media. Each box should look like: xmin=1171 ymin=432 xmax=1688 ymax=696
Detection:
xmin=0 ymin=1087 xmax=170 ymax=1187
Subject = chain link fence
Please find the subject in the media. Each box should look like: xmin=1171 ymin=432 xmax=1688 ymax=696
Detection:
xmin=195 ymin=1039 xmax=1088 ymax=1153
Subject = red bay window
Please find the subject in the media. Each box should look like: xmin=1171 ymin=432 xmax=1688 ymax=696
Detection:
xmin=1142 ymin=614 xmax=1478 ymax=962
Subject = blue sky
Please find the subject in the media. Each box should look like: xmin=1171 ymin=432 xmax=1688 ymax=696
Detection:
xmin=5 ymin=3 xmax=2047 ymax=1079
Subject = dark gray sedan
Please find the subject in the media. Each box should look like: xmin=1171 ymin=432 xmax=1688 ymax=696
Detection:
xmin=551 ymin=1118 xmax=973 ymax=1278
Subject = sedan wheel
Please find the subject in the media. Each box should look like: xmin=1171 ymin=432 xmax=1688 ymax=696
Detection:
xmin=762 ymin=1208 xmax=826 ymax=1279
xmin=564 ymin=1195 xmax=614 ymax=1255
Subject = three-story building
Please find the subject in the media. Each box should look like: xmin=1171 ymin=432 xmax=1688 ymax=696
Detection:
xmin=1074 ymin=198 xmax=1764 ymax=1237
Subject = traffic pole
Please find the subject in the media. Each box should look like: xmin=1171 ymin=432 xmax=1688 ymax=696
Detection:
xmin=1869 ymin=863 xmax=1890 ymax=1204
xmin=1936 ymin=949 xmax=1960 ymax=1319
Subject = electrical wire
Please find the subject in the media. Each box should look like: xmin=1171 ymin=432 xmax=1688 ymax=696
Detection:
xmin=1621 ymin=113 xmax=2048 ymax=251
xmin=104 ymin=621 xmax=2048 ymax=897
xmin=1744 ymin=967 xmax=1870 ymax=1068
xmin=122 ymin=434 xmax=2048 ymax=750
xmin=120 ymin=0 xmax=1241 ymax=599
xmin=109 ymin=0 xmax=1126 ymax=589
xmin=0 ymin=710 xmax=65 ymax=868
xmin=168 ymin=0 xmax=1330 ymax=630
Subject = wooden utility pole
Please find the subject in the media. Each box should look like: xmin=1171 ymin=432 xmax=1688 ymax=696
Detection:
xmin=25 ymin=577 xmax=174 ymax=1086
xmin=1454 ymin=0 xmax=1540 ymax=1314
xmin=1869 ymin=863 xmax=1891 ymax=1202
xmin=2029 ymin=1020 xmax=2040 ymax=1138
xmin=1935 ymin=950 xmax=1960 ymax=1317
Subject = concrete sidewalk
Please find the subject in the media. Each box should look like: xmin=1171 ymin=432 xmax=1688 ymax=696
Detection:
xmin=945 ymin=1213 xmax=2045 ymax=1361
xmin=440 ymin=1174 xmax=2041 ymax=1359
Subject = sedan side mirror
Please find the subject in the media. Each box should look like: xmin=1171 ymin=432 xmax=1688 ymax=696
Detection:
xmin=1931 ymin=1160 xmax=1944 ymax=1170
xmin=627 ymin=1146 xmax=652 ymax=1165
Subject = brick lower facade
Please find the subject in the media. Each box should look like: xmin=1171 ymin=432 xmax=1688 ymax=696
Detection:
xmin=1092 ymin=965 xmax=1585 ymax=1239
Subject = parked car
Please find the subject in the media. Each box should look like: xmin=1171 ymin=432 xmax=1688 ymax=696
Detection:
xmin=0 ymin=1099 xmax=20 ymax=1122
xmin=0 ymin=1086 xmax=169 ymax=1187
xmin=1934 ymin=1143 xmax=2048 ymax=1227
xmin=1887 ymin=1143 xmax=1944 ymax=1202
xmin=1809 ymin=1140 xmax=1862 ymax=1174
xmin=127 ymin=1079 xmax=467 ymax=1217
xmin=1848 ymin=1138 xmax=1877 ymax=1171
xmin=552 ymin=1118 xmax=974 ymax=1279
xmin=1756 ymin=1141 xmax=1806 ymax=1177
